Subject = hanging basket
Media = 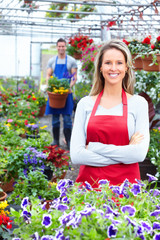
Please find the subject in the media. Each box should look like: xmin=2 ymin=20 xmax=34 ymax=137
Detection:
xmin=73 ymin=52 xmax=82 ymax=60
xmin=47 ymin=91 xmax=68 ymax=109
xmin=132 ymin=54 xmax=143 ymax=70
xmin=142 ymin=55 xmax=159 ymax=72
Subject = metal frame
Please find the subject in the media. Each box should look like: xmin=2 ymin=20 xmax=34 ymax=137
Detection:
xmin=0 ymin=0 xmax=160 ymax=41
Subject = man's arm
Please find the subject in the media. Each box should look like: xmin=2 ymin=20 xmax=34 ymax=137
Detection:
xmin=46 ymin=68 xmax=53 ymax=86
xmin=70 ymin=68 xmax=77 ymax=88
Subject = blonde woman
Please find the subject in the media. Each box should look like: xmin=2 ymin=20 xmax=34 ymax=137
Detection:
xmin=70 ymin=39 xmax=149 ymax=188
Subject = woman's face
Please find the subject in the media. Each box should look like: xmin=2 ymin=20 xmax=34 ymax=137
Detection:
xmin=100 ymin=48 xmax=127 ymax=87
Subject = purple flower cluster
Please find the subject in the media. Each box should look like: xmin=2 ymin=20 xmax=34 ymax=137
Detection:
xmin=23 ymin=147 xmax=47 ymax=176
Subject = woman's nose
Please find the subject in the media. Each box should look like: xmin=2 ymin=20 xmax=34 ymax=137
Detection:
xmin=110 ymin=63 xmax=116 ymax=70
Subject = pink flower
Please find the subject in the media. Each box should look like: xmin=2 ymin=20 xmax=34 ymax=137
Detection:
xmin=7 ymin=119 xmax=13 ymax=123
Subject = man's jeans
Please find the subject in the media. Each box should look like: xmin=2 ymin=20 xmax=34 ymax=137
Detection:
xmin=52 ymin=114 xmax=72 ymax=129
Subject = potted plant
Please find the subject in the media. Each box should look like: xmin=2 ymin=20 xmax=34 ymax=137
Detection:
xmin=19 ymin=0 xmax=39 ymax=9
xmin=47 ymin=75 xmax=70 ymax=109
xmin=126 ymin=39 xmax=144 ymax=70
xmin=151 ymin=35 xmax=160 ymax=71
xmin=81 ymin=43 xmax=102 ymax=81
xmin=11 ymin=176 xmax=160 ymax=239
xmin=6 ymin=146 xmax=47 ymax=180
xmin=67 ymin=34 xmax=94 ymax=59
xmin=67 ymin=4 xmax=96 ymax=20
xmin=26 ymin=123 xmax=40 ymax=138
xmin=26 ymin=91 xmax=47 ymax=117
xmin=45 ymin=3 xmax=68 ymax=18
xmin=8 ymin=170 xmax=60 ymax=206
xmin=43 ymin=145 xmax=70 ymax=181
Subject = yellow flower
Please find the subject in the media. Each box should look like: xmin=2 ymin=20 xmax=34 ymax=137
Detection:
xmin=0 ymin=200 xmax=8 ymax=210
xmin=40 ymin=125 xmax=47 ymax=129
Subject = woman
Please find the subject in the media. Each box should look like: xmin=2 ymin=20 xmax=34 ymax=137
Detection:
xmin=70 ymin=39 xmax=150 ymax=188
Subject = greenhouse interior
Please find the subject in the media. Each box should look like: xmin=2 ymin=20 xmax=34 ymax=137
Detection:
xmin=0 ymin=0 xmax=160 ymax=239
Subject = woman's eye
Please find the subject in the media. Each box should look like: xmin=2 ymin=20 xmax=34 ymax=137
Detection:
xmin=118 ymin=62 xmax=123 ymax=64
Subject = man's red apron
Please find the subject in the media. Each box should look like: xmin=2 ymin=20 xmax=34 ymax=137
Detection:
xmin=76 ymin=89 xmax=140 ymax=188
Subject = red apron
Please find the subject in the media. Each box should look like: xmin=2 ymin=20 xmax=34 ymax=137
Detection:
xmin=76 ymin=89 xmax=140 ymax=188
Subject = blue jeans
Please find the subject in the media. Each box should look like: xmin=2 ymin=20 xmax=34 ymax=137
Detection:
xmin=52 ymin=114 xmax=72 ymax=129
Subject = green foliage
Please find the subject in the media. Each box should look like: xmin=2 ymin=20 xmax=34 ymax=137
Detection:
xmin=8 ymin=170 xmax=60 ymax=205
xmin=74 ymin=81 xmax=92 ymax=102
xmin=135 ymin=70 xmax=160 ymax=106
xmin=47 ymin=76 xmax=70 ymax=93
xmin=147 ymin=128 xmax=160 ymax=178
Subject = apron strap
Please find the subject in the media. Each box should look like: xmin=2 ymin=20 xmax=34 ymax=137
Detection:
xmin=91 ymin=90 xmax=104 ymax=117
xmin=122 ymin=89 xmax=128 ymax=120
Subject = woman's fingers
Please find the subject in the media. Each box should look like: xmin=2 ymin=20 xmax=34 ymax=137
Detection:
xmin=129 ymin=132 xmax=144 ymax=145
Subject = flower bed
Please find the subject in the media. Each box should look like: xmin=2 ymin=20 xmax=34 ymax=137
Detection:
xmin=11 ymin=175 xmax=160 ymax=239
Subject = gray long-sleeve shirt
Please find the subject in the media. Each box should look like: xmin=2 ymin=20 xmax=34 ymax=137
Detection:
xmin=70 ymin=94 xmax=150 ymax=166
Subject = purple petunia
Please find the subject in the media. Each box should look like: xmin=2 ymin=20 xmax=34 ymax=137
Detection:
xmin=56 ymin=204 xmax=69 ymax=212
xmin=153 ymin=222 xmax=160 ymax=230
xmin=107 ymin=224 xmax=117 ymax=238
xmin=121 ymin=205 xmax=136 ymax=217
xmin=140 ymin=221 xmax=152 ymax=233
xmin=150 ymin=210 xmax=160 ymax=218
xmin=130 ymin=184 xmax=141 ymax=196
xmin=146 ymin=173 xmax=158 ymax=182
xmin=59 ymin=210 xmax=76 ymax=225
xmin=41 ymin=236 xmax=54 ymax=240
xmin=41 ymin=214 xmax=52 ymax=228
xmin=54 ymin=228 xmax=64 ymax=240
xmin=80 ymin=206 xmax=95 ymax=217
xmin=84 ymin=181 xmax=93 ymax=191
xmin=154 ymin=234 xmax=160 ymax=240
xmin=98 ymin=179 xmax=109 ymax=185
xmin=125 ymin=216 xmax=137 ymax=227
xmin=150 ymin=189 xmax=160 ymax=197
xmin=21 ymin=197 xmax=30 ymax=209
xmin=30 ymin=232 xmax=40 ymax=240
xmin=136 ymin=225 xmax=145 ymax=239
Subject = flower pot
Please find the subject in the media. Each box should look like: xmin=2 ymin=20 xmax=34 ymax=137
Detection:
xmin=156 ymin=54 xmax=160 ymax=71
xmin=51 ymin=171 xmax=66 ymax=183
xmin=0 ymin=170 xmax=15 ymax=192
xmin=142 ymin=55 xmax=159 ymax=72
xmin=26 ymin=134 xmax=40 ymax=139
xmin=47 ymin=91 xmax=68 ymax=109
xmin=19 ymin=133 xmax=26 ymax=138
xmin=132 ymin=54 xmax=143 ymax=70
xmin=0 ymin=191 xmax=7 ymax=201
xmin=42 ymin=200 xmax=53 ymax=210
xmin=73 ymin=52 xmax=82 ymax=60
xmin=38 ymin=104 xmax=46 ymax=117
xmin=0 ymin=178 xmax=15 ymax=193
xmin=24 ymin=0 xmax=32 ymax=3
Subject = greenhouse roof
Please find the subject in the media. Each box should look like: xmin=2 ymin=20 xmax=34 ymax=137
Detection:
xmin=0 ymin=0 xmax=160 ymax=42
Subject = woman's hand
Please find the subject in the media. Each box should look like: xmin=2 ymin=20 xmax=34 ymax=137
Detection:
xmin=129 ymin=132 xmax=144 ymax=145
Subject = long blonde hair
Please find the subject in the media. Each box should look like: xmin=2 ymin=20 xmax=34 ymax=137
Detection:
xmin=90 ymin=39 xmax=135 ymax=96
